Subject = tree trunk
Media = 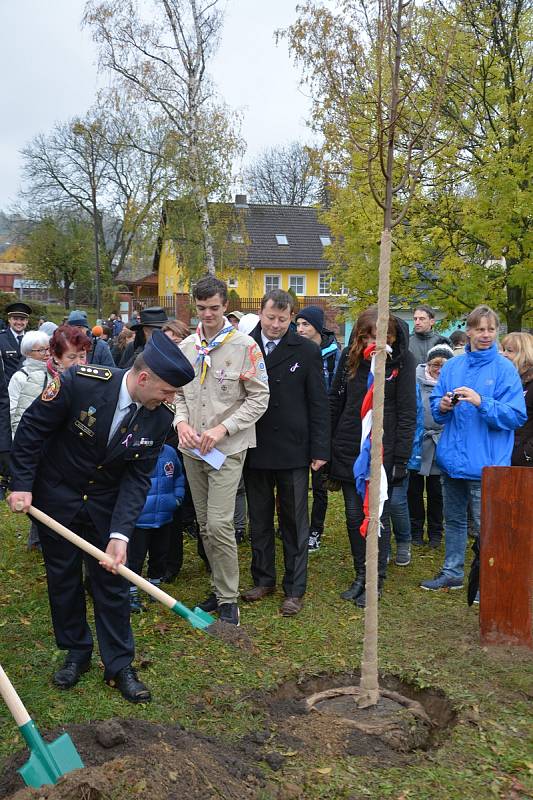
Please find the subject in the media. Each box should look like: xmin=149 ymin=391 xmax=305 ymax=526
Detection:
xmin=63 ymin=274 xmax=71 ymax=310
xmin=506 ymin=280 xmax=525 ymax=332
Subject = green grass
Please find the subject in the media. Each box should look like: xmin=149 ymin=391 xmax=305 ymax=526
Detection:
xmin=1 ymin=497 xmax=532 ymax=799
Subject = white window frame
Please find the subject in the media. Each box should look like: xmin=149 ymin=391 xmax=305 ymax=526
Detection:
xmin=275 ymin=234 xmax=289 ymax=245
xmin=289 ymin=274 xmax=306 ymax=296
xmin=319 ymin=235 xmax=332 ymax=246
xmin=231 ymin=233 xmax=244 ymax=244
xmin=227 ymin=276 xmax=238 ymax=289
xmin=319 ymin=271 xmax=346 ymax=296
xmin=264 ymin=274 xmax=282 ymax=293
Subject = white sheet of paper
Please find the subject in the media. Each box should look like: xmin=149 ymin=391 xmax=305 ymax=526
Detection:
xmin=188 ymin=446 xmax=226 ymax=470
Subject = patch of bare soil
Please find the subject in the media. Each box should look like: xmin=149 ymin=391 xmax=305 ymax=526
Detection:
xmin=0 ymin=672 xmax=455 ymax=800
xmin=207 ymin=620 xmax=256 ymax=652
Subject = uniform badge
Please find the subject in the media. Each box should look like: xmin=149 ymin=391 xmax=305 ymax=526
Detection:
xmin=42 ymin=378 xmax=61 ymax=402
xmin=74 ymin=405 xmax=97 ymax=437
xmin=164 ymin=461 xmax=175 ymax=477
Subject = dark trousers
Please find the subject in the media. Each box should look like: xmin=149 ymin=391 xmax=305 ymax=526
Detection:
xmin=37 ymin=512 xmax=134 ymax=680
xmin=341 ymin=480 xmax=391 ymax=579
xmin=128 ymin=522 xmax=173 ymax=578
xmin=310 ymin=465 xmax=328 ymax=533
xmin=407 ymin=472 xmax=443 ymax=543
xmin=245 ymin=466 xmax=309 ymax=597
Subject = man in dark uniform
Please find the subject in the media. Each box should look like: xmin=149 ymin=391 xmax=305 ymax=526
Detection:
xmin=8 ymin=330 xmax=194 ymax=703
xmin=0 ymin=301 xmax=32 ymax=382
xmin=0 ymin=354 xmax=11 ymax=497
xmin=242 ymin=290 xmax=330 ymax=617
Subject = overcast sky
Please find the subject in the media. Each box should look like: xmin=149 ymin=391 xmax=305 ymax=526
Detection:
xmin=0 ymin=0 xmax=313 ymax=211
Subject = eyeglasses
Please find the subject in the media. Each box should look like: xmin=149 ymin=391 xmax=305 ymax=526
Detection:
xmin=30 ymin=348 xmax=50 ymax=355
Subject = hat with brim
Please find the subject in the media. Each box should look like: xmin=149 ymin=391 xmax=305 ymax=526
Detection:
xmin=227 ymin=310 xmax=244 ymax=321
xmin=66 ymin=310 xmax=89 ymax=328
xmin=142 ymin=329 xmax=195 ymax=388
xmin=130 ymin=306 xmax=169 ymax=331
xmin=6 ymin=302 xmax=32 ymax=318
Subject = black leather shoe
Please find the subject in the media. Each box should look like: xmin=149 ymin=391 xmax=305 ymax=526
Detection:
xmin=340 ymin=577 xmax=365 ymax=601
xmin=106 ymin=665 xmax=151 ymax=703
xmin=197 ymin=592 xmax=218 ymax=612
xmin=53 ymin=660 xmax=91 ymax=689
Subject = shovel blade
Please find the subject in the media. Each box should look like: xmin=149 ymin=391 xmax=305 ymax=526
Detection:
xmin=171 ymin=601 xmax=216 ymax=629
xmin=18 ymin=729 xmax=83 ymax=788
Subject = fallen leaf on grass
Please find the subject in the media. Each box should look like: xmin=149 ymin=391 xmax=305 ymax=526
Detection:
xmin=316 ymin=767 xmax=332 ymax=775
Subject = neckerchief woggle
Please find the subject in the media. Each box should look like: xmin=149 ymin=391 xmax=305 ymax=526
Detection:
xmin=194 ymin=317 xmax=235 ymax=383
xmin=353 ymin=342 xmax=397 ymax=537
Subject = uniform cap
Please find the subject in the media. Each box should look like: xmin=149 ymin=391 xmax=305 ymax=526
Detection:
xmin=142 ymin=329 xmax=195 ymax=388
xmin=6 ymin=302 xmax=32 ymax=317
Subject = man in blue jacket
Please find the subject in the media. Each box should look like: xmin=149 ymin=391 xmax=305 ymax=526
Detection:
xmin=420 ymin=305 xmax=526 ymax=592
xmin=66 ymin=310 xmax=115 ymax=367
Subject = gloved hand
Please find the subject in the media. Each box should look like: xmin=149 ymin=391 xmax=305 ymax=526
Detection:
xmin=0 ymin=451 xmax=10 ymax=478
xmin=392 ymin=464 xmax=408 ymax=485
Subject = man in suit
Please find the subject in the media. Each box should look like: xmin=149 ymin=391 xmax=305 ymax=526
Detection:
xmin=8 ymin=331 xmax=194 ymax=703
xmin=243 ymin=290 xmax=330 ymax=616
xmin=0 ymin=354 xmax=11 ymax=497
xmin=0 ymin=301 xmax=32 ymax=382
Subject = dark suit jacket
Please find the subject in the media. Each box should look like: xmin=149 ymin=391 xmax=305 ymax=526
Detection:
xmin=0 ymin=355 xmax=11 ymax=452
xmin=246 ymin=324 xmax=330 ymax=470
xmin=10 ymin=366 xmax=173 ymax=539
xmin=0 ymin=328 xmax=23 ymax=382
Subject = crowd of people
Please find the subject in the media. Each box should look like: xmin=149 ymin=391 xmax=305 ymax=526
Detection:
xmin=0 ymin=290 xmax=531 ymax=705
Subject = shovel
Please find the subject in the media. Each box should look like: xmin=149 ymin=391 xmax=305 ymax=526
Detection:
xmin=26 ymin=505 xmax=215 ymax=631
xmin=0 ymin=664 xmax=84 ymax=788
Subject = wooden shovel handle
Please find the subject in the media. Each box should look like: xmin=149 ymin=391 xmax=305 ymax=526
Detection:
xmin=0 ymin=665 xmax=31 ymax=727
xmin=27 ymin=505 xmax=177 ymax=611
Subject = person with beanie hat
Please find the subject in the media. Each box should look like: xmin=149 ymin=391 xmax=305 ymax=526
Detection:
xmin=295 ymin=305 xmax=341 ymax=552
xmin=405 ymin=342 xmax=455 ymax=552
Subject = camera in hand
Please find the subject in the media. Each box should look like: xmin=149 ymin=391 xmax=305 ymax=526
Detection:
xmin=451 ymin=392 xmax=461 ymax=406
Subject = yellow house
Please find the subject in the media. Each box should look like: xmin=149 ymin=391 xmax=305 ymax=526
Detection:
xmin=154 ymin=195 xmax=345 ymax=301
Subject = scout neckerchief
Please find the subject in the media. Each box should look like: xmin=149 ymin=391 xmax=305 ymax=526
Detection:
xmin=194 ymin=317 xmax=235 ymax=384
xmin=353 ymin=342 xmax=397 ymax=537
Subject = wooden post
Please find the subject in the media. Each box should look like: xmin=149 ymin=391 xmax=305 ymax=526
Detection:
xmin=480 ymin=466 xmax=533 ymax=648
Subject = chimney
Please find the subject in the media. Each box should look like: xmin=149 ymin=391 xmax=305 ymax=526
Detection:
xmin=234 ymin=194 xmax=248 ymax=208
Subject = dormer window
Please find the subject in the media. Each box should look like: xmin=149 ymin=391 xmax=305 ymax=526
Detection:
xmin=275 ymin=234 xmax=289 ymax=245
xmin=231 ymin=233 xmax=244 ymax=243
xmin=320 ymin=235 xmax=332 ymax=246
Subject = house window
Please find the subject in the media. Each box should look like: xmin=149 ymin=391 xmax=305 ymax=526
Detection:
xmin=289 ymin=275 xmax=306 ymax=295
xmin=320 ymin=235 xmax=332 ymax=246
xmin=227 ymin=277 xmax=238 ymax=289
xmin=275 ymin=234 xmax=289 ymax=245
xmin=231 ymin=233 xmax=244 ymax=244
xmin=319 ymin=272 xmax=347 ymax=296
xmin=264 ymin=275 xmax=281 ymax=293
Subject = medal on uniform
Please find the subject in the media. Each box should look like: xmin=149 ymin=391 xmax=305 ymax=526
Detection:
xmin=74 ymin=405 xmax=97 ymax=436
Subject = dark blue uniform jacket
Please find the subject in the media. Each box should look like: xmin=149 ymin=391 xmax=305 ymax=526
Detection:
xmin=10 ymin=365 xmax=173 ymax=539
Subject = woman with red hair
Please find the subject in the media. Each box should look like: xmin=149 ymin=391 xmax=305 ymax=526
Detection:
xmin=48 ymin=325 xmax=92 ymax=377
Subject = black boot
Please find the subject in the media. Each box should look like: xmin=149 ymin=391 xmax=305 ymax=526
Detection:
xmin=355 ymin=577 xmax=384 ymax=609
xmin=340 ymin=574 xmax=365 ymax=600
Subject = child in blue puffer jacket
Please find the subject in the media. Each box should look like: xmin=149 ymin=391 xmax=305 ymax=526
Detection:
xmin=128 ymin=444 xmax=185 ymax=611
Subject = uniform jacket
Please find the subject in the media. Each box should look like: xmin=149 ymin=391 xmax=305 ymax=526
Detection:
xmin=135 ymin=444 xmax=185 ymax=528
xmin=329 ymin=317 xmax=416 ymax=482
xmin=0 ymin=328 xmax=24 ymax=382
xmin=8 ymin=358 xmax=55 ymax=434
xmin=430 ymin=345 xmax=527 ymax=479
xmin=0 ymin=355 xmax=11 ymax=453
xmin=512 ymin=368 xmax=533 ymax=466
xmin=246 ymin=324 xmax=330 ymax=470
xmin=10 ymin=365 xmax=174 ymax=540
xmin=409 ymin=330 xmax=450 ymax=367
xmin=87 ymin=336 xmax=115 ymax=367
xmin=174 ymin=326 xmax=270 ymax=457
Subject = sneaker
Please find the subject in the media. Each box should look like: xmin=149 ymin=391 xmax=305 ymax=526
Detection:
xmin=411 ymin=537 xmax=425 ymax=547
xmin=218 ymin=602 xmax=240 ymax=626
xmin=420 ymin=572 xmax=464 ymax=591
xmin=235 ymin=528 xmax=246 ymax=545
xmin=197 ymin=592 xmax=218 ymax=612
xmin=473 ymin=590 xmax=480 ymax=605
xmin=129 ymin=593 xmax=146 ymax=613
xmin=308 ymin=530 xmax=321 ymax=552
xmin=395 ymin=543 xmax=411 ymax=566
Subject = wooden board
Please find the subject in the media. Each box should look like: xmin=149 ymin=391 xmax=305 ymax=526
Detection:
xmin=480 ymin=467 xmax=533 ymax=648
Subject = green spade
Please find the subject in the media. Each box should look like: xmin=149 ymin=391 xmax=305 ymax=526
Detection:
xmin=0 ymin=665 xmax=84 ymax=789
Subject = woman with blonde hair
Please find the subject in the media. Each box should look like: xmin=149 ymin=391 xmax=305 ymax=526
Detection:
xmin=501 ymin=331 xmax=533 ymax=466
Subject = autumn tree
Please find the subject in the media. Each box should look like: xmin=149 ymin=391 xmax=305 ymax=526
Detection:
xmin=243 ymin=142 xmax=319 ymax=205
xmin=286 ymin=0 xmax=461 ymax=707
xmin=24 ymin=215 xmax=94 ymax=309
xmin=84 ymin=0 xmax=243 ymax=276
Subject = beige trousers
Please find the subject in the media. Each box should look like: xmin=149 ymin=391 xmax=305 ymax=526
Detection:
xmin=183 ymin=451 xmax=246 ymax=604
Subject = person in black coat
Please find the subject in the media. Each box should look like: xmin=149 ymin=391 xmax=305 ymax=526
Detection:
xmin=0 ymin=354 xmax=12 ymax=495
xmin=8 ymin=331 xmax=194 ymax=703
xmin=330 ymin=307 xmax=416 ymax=608
xmin=243 ymin=290 xmax=330 ymax=617
xmin=0 ymin=301 xmax=32 ymax=382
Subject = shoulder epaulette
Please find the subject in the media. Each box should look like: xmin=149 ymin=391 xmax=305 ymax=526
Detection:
xmin=77 ymin=365 xmax=113 ymax=381
xmin=162 ymin=401 xmax=176 ymax=414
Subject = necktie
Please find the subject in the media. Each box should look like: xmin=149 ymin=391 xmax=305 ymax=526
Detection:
xmin=16 ymin=335 xmax=23 ymax=353
xmin=266 ymin=341 xmax=276 ymax=355
xmin=108 ymin=402 xmax=137 ymax=448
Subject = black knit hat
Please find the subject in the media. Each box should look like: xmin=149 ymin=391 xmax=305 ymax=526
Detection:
xmin=295 ymin=305 xmax=324 ymax=334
